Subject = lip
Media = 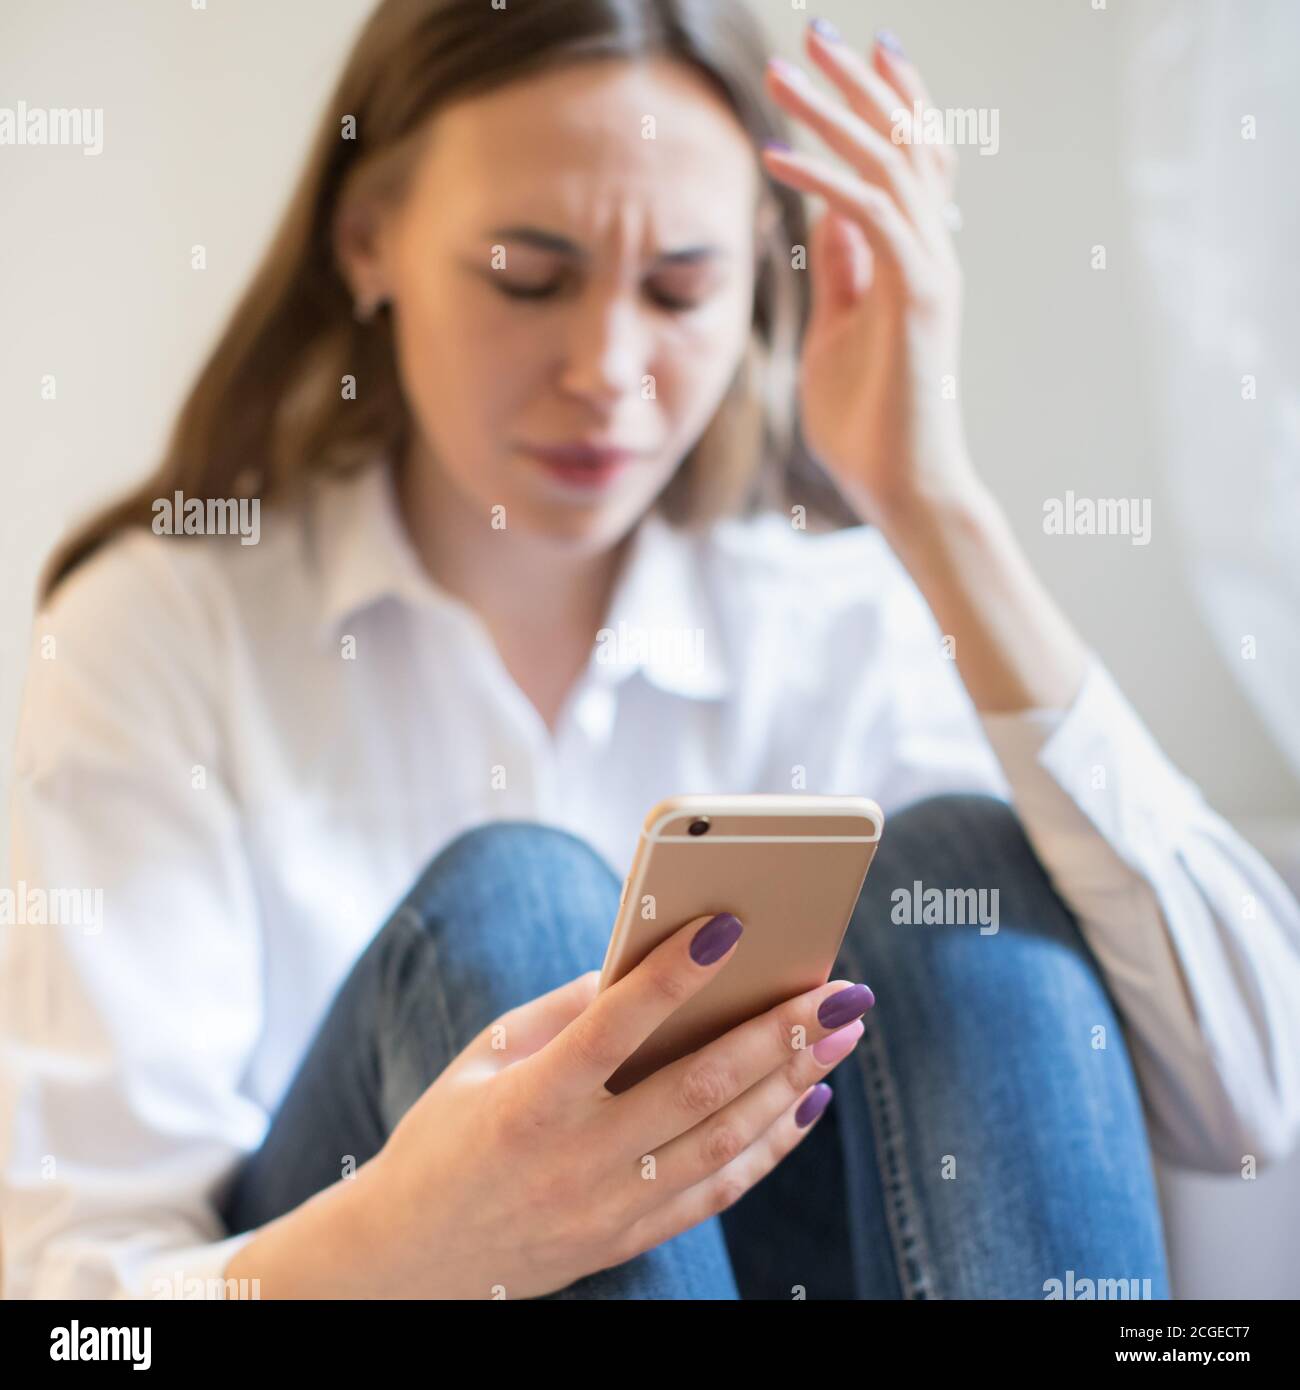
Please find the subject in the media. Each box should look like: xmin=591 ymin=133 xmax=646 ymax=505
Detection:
xmin=516 ymin=440 xmax=647 ymax=493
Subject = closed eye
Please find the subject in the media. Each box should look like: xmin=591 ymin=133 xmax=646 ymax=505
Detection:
xmin=492 ymin=277 xmax=706 ymax=313
xmin=496 ymin=280 xmax=558 ymax=301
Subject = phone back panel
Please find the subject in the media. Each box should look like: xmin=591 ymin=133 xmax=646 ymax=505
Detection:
xmin=597 ymin=795 xmax=883 ymax=1094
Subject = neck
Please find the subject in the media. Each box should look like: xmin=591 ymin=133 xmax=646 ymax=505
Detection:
xmin=394 ymin=445 xmax=630 ymax=645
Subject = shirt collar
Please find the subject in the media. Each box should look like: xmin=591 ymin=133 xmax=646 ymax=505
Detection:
xmin=307 ymin=457 xmax=731 ymax=701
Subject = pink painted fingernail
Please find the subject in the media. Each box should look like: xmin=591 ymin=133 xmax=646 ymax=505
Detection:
xmin=813 ymin=1018 xmax=865 ymax=1065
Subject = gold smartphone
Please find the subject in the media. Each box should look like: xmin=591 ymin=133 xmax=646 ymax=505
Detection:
xmin=596 ymin=793 xmax=884 ymax=1094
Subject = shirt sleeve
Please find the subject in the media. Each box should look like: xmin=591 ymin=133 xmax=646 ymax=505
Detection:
xmin=976 ymin=655 xmax=1300 ymax=1173
xmin=871 ymin=564 xmax=1300 ymax=1174
xmin=1 ymin=533 xmax=266 ymax=1299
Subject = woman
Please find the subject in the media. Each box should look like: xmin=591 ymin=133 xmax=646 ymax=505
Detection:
xmin=3 ymin=0 xmax=1298 ymax=1301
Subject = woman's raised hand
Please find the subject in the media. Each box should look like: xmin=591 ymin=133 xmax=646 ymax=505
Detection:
xmin=761 ymin=21 xmax=979 ymax=530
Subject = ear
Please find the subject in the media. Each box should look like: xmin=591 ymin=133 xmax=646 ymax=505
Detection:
xmin=757 ymin=192 xmax=782 ymax=242
xmin=753 ymin=192 xmax=783 ymax=267
xmin=332 ymin=192 xmax=391 ymax=308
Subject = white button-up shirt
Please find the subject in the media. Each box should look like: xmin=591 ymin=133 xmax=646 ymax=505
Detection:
xmin=4 ymin=458 xmax=1299 ymax=1299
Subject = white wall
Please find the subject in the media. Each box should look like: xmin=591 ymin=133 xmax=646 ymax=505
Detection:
xmin=3 ymin=0 xmax=1297 ymax=1297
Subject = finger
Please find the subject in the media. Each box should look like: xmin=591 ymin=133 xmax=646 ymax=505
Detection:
xmin=616 ymin=977 xmax=874 ymax=1153
xmin=627 ymin=1018 xmax=864 ymax=1210
xmin=765 ymin=56 xmax=945 ymax=257
xmin=873 ymin=29 xmax=930 ymax=109
xmin=760 ymin=145 xmax=934 ymax=297
xmin=534 ymin=912 xmax=744 ymax=1102
xmin=618 ymin=1083 xmax=837 ymax=1263
xmin=803 ymin=21 xmax=939 ymax=193
xmin=871 ymin=31 xmax=958 ymax=199
xmin=465 ymin=969 xmax=600 ymax=1070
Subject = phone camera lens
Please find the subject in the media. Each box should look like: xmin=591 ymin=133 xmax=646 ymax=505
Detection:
xmin=688 ymin=817 xmax=711 ymax=836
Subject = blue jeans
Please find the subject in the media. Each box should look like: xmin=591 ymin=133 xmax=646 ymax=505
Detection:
xmin=218 ymin=794 xmax=1170 ymax=1299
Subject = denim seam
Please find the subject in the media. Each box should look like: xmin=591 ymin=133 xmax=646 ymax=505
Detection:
xmin=840 ymin=934 xmax=940 ymax=1300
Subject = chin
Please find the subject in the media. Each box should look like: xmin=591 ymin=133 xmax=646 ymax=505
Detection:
xmin=505 ymin=493 xmax=645 ymax=554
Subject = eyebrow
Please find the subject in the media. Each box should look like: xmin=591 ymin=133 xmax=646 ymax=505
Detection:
xmin=484 ymin=224 xmax=725 ymax=265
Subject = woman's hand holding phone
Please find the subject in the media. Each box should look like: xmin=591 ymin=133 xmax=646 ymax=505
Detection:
xmin=352 ymin=910 xmax=875 ymax=1299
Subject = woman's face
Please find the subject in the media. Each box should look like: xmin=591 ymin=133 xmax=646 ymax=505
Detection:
xmin=349 ymin=57 xmax=764 ymax=551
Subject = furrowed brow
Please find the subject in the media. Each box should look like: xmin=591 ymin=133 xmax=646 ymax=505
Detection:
xmin=484 ymin=225 xmax=725 ymax=264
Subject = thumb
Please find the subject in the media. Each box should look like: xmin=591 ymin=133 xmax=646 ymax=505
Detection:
xmin=465 ymin=969 xmax=601 ymax=1071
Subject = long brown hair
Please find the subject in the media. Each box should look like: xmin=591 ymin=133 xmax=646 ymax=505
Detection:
xmin=40 ymin=0 xmax=859 ymax=606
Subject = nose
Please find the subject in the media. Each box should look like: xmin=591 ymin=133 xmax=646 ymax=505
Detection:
xmin=555 ymin=282 xmax=654 ymax=408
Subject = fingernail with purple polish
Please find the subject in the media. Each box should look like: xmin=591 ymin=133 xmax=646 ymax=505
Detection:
xmin=763 ymin=138 xmax=791 ymax=153
xmin=810 ymin=17 xmax=841 ymax=44
xmin=817 ymin=982 xmax=875 ymax=1029
xmin=690 ymin=913 xmax=743 ymax=966
xmin=796 ymin=1083 xmax=833 ymax=1128
xmin=876 ymin=28 xmax=906 ymax=59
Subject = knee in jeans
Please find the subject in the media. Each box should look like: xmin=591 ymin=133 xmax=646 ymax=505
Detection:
xmin=887 ymin=794 xmax=1043 ymax=889
xmin=379 ymin=821 xmax=616 ymax=1022
xmin=428 ymin=819 xmax=610 ymax=881
xmin=399 ymin=819 xmax=616 ymax=934
xmin=887 ymin=793 xmax=1028 ymax=862
xmin=860 ymin=792 xmax=1086 ymax=957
